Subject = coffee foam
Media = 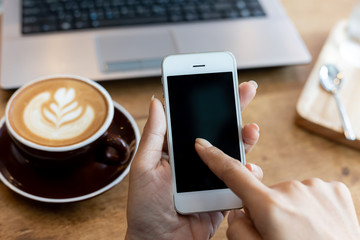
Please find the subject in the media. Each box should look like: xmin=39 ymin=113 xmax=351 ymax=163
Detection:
xmin=8 ymin=78 xmax=108 ymax=147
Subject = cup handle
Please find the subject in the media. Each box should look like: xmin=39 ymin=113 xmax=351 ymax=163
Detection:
xmin=97 ymin=132 xmax=131 ymax=165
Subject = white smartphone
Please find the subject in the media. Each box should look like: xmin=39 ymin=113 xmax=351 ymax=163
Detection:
xmin=161 ymin=52 xmax=246 ymax=214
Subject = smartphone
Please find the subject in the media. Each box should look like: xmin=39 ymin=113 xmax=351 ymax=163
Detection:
xmin=162 ymin=52 xmax=246 ymax=214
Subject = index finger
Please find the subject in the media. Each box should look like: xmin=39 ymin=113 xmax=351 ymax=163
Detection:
xmin=195 ymin=138 xmax=268 ymax=206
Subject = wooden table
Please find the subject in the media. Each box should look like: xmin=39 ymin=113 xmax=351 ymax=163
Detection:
xmin=0 ymin=0 xmax=359 ymax=239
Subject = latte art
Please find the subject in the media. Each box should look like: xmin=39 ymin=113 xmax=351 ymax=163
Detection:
xmin=8 ymin=78 xmax=109 ymax=147
xmin=24 ymin=88 xmax=95 ymax=141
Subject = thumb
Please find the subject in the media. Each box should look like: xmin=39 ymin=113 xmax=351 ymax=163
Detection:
xmin=132 ymin=98 xmax=166 ymax=169
xmin=195 ymin=138 xmax=268 ymax=207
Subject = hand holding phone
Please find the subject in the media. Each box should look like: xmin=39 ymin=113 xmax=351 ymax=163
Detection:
xmin=162 ymin=52 xmax=246 ymax=214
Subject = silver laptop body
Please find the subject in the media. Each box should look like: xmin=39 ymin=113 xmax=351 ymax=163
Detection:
xmin=1 ymin=0 xmax=311 ymax=89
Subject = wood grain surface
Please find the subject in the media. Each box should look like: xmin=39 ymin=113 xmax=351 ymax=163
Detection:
xmin=0 ymin=0 xmax=359 ymax=239
xmin=296 ymin=20 xmax=360 ymax=149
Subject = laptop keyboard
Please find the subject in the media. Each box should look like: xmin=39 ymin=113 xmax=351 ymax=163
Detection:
xmin=22 ymin=0 xmax=266 ymax=34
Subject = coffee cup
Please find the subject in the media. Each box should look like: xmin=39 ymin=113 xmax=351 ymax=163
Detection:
xmin=5 ymin=75 xmax=130 ymax=168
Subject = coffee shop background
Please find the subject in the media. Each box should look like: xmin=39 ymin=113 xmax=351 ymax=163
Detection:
xmin=0 ymin=0 xmax=359 ymax=239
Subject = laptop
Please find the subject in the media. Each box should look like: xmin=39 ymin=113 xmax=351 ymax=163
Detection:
xmin=1 ymin=0 xmax=311 ymax=89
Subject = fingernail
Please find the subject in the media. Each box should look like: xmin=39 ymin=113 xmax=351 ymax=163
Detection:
xmin=246 ymin=163 xmax=252 ymax=171
xmin=248 ymin=80 xmax=258 ymax=89
xmin=246 ymin=163 xmax=263 ymax=180
xmin=151 ymin=95 xmax=155 ymax=101
xmin=195 ymin=138 xmax=212 ymax=148
xmin=249 ymin=163 xmax=259 ymax=172
xmin=253 ymin=123 xmax=260 ymax=132
xmin=246 ymin=163 xmax=258 ymax=172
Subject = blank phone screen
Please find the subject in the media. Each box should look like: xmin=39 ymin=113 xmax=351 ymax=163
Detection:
xmin=167 ymin=72 xmax=241 ymax=193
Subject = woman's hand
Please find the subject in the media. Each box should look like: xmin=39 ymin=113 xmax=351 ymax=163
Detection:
xmin=195 ymin=138 xmax=360 ymax=240
xmin=125 ymin=81 xmax=261 ymax=240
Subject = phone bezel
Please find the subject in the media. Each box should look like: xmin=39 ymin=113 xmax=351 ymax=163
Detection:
xmin=162 ymin=52 xmax=246 ymax=214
